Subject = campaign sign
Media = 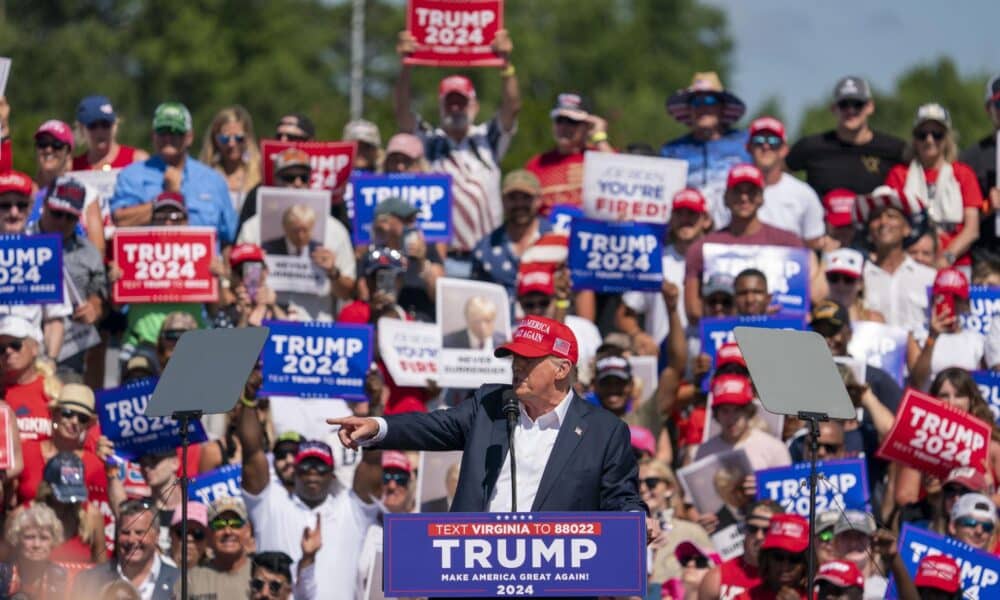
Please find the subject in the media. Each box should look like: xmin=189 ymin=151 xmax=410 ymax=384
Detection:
xmin=846 ymin=320 xmax=908 ymax=387
xmin=699 ymin=315 xmax=806 ymax=368
xmin=973 ymin=370 xmax=1000 ymax=425
xmin=702 ymin=243 xmax=811 ymax=314
xmin=0 ymin=234 xmax=63 ymax=304
xmin=549 ymin=205 xmax=583 ymax=236
xmin=581 ymin=152 xmax=688 ymax=224
xmin=755 ymin=458 xmax=869 ymax=517
xmin=378 ymin=318 xmax=441 ymax=388
xmin=0 ymin=406 xmax=14 ymax=471
xmin=887 ymin=524 xmax=1000 ymax=599
xmin=568 ymin=218 xmax=665 ymax=293
xmin=405 ymin=0 xmax=504 ymax=67
xmin=97 ymin=378 xmax=207 ymax=461
xmin=112 ymin=227 xmax=218 ymax=303
xmin=961 ymin=285 xmax=1000 ymax=335
xmin=877 ymin=388 xmax=991 ymax=479
xmin=260 ymin=140 xmax=357 ymax=192
xmin=351 ymin=173 xmax=453 ymax=244
xmin=383 ymin=512 xmax=646 ymax=597
xmin=260 ymin=321 xmax=374 ymax=400
xmin=189 ymin=464 xmax=242 ymax=505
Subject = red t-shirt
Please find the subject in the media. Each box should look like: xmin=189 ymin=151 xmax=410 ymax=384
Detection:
xmin=884 ymin=161 xmax=983 ymax=265
xmin=0 ymin=139 xmax=12 ymax=172
xmin=718 ymin=556 xmax=761 ymax=600
xmin=17 ymin=443 xmax=107 ymax=505
xmin=70 ymin=145 xmax=139 ymax=170
xmin=524 ymin=149 xmax=585 ymax=216
xmin=336 ymin=300 xmax=371 ymax=324
xmin=377 ymin=362 xmax=428 ymax=415
xmin=6 ymin=377 xmax=53 ymax=442
xmin=50 ymin=535 xmax=94 ymax=564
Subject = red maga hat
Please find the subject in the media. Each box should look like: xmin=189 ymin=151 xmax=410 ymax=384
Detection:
xmin=495 ymin=316 xmax=578 ymax=364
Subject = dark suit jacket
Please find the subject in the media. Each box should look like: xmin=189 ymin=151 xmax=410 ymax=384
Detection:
xmin=261 ymin=236 xmax=320 ymax=256
xmin=73 ymin=560 xmax=180 ymax=600
xmin=441 ymin=328 xmax=506 ymax=350
xmin=380 ymin=384 xmax=645 ymax=513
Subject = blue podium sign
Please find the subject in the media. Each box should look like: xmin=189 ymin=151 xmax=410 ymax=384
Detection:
xmin=383 ymin=512 xmax=646 ymax=597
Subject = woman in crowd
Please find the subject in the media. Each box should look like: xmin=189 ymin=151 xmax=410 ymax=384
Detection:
xmin=71 ymin=95 xmax=149 ymax=171
xmin=35 ymin=452 xmax=107 ymax=564
xmin=199 ymin=106 xmax=262 ymax=212
xmin=2 ymin=503 xmax=70 ymax=597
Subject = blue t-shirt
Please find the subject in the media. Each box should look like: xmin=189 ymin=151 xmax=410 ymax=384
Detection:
xmin=660 ymin=129 xmax=750 ymax=228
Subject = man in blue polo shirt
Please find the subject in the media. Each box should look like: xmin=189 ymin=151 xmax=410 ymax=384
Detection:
xmin=109 ymin=102 xmax=237 ymax=244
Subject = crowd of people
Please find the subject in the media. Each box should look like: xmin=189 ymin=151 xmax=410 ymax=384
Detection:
xmin=0 ymin=25 xmax=999 ymax=600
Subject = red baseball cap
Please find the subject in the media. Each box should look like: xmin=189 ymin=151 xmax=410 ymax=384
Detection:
xmin=628 ymin=425 xmax=656 ymax=457
xmin=823 ymin=188 xmax=857 ymax=228
xmin=945 ymin=466 xmax=988 ymax=493
xmin=815 ymin=560 xmax=864 ymax=589
xmin=714 ymin=342 xmax=746 ymax=369
xmin=933 ymin=267 xmax=969 ymax=300
xmin=726 ymin=164 xmax=764 ymax=190
xmin=381 ymin=450 xmax=412 ymax=474
xmin=439 ymin=75 xmax=476 ymax=100
xmin=34 ymin=119 xmax=74 ymax=149
xmin=0 ymin=171 xmax=33 ymax=196
xmin=153 ymin=191 xmax=186 ymax=214
xmin=517 ymin=263 xmax=556 ymax=297
xmin=748 ymin=116 xmax=786 ymax=142
xmin=914 ymin=554 xmax=961 ymax=593
xmin=710 ymin=373 xmax=753 ymax=407
xmin=229 ymin=243 xmax=266 ymax=269
xmin=294 ymin=440 xmax=334 ymax=467
xmin=760 ymin=513 xmax=810 ymax=553
xmin=671 ymin=188 xmax=707 ymax=213
xmin=495 ymin=316 xmax=578 ymax=364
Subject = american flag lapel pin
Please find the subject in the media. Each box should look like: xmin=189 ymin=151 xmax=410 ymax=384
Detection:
xmin=574 ymin=426 xmax=583 ymax=437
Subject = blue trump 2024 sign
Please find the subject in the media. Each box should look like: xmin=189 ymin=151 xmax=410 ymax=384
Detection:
xmin=97 ymin=377 xmax=207 ymax=461
xmin=383 ymin=512 xmax=646 ymax=598
xmin=351 ymin=173 xmax=452 ymax=244
xmin=260 ymin=320 xmax=373 ymax=400
xmin=699 ymin=315 xmax=805 ymax=391
xmin=755 ymin=458 xmax=870 ymax=517
xmin=887 ymin=524 xmax=1000 ymax=599
xmin=974 ymin=370 xmax=1000 ymax=425
xmin=189 ymin=464 xmax=242 ymax=505
xmin=702 ymin=243 xmax=810 ymax=315
xmin=568 ymin=218 xmax=665 ymax=293
xmin=0 ymin=234 xmax=63 ymax=304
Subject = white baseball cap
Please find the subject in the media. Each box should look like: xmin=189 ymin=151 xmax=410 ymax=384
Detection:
xmin=823 ymin=248 xmax=864 ymax=279
xmin=0 ymin=315 xmax=43 ymax=344
xmin=951 ymin=492 xmax=998 ymax=524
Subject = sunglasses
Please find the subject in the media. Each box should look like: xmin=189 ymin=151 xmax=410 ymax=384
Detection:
xmin=209 ymin=516 xmax=246 ymax=531
xmin=955 ymin=517 xmax=995 ymax=532
xmin=278 ymin=172 xmax=310 ymax=185
xmin=276 ymin=132 xmax=308 ymax=142
xmin=837 ymin=100 xmax=866 ymax=111
xmin=520 ymin=298 xmax=551 ymax=312
xmin=683 ymin=556 xmax=710 ymax=569
xmin=50 ymin=211 xmax=79 ymax=223
xmin=810 ymin=441 xmax=843 ymax=454
xmin=826 ymin=273 xmax=858 ymax=285
xmin=273 ymin=447 xmax=299 ymax=461
xmin=690 ymin=94 xmax=720 ymax=108
xmin=60 ymin=408 xmax=92 ymax=425
xmin=160 ymin=329 xmax=187 ymax=342
xmin=770 ymin=550 xmax=806 ymax=564
xmin=216 ymin=134 xmax=245 ymax=146
xmin=0 ymin=200 xmax=30 ymax=212
xmin=0 ymin=339 xmax=24 ymax=353
xmin=296 ymin=461 xmax=332 ymax=475
xmin=943 ymin=484 xmax=972 ymax=498
xmin=914 ymin=129 xmax=946 ymax=141
xmin=171 ymin=525 xmax=206 ymax=541
xmin=36 ymin=140 xmax=68 ymax=151
xmin=554 ymin=116 xmax=584 ymax=126
xmin=749 ymin=134 xmax=783 ymax=148
xmin=705 ymin=295 xmax=733 ymax=308
xmin=251 ymin=578 xmax=285 ymax=594
xmin=744 ymin=523 xmax=768 ymax=536
xmin=818 ymin=529 xmax=835 ymax=543
xmin=155 ymin=127 xmax=186 ymax=136
xmin=383 ymin=471 xmax=411 ymax=486
xmin=85 ymin=121 xmax=113 ymax=131
xmin=639 ymin=477 xmax=664 ymax=489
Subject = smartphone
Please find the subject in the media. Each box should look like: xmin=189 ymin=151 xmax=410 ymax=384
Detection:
xmin=374 ymin=269 xmax=398 ymax=300
xmin=402 ymin=227 xmax=421 ymax=257
xmin=932 ymin=293 xmax=955 ymax=321
xmin=243 ymin=262 xmax=263 ymax=304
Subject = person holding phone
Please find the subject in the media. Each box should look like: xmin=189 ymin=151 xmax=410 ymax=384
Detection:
xmin=212 ymin=243 xmax=286 ymax=329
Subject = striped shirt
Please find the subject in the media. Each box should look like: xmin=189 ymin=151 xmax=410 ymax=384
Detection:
xmin=417 ymin=116 xmax=515 ymax=252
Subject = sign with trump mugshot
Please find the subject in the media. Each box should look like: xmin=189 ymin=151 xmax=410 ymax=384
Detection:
xmin=581 ymin=152 xmax=688 ymax=224
xmin=111 ymin=227 xmax=217 ymax=303
xmin=256 ymin=187 xmax=330 ymax=296
xmin=755 ymin=458 xmax=870 ymax=517
xmin=567 ymin=218 xmax=665 ymax=293
xmin=259 ymin=321 xmax=374 ymax=400
xmin=0 ymin=233 xmax=63 ymax=304
xmin=405 ymin=0 xmax=505 ymax=67
xmin=877 ymin=388 xmax=992 ymax=480
xmin=702 ymin=243 xmax=811 ymax=315
xmin=378 ymin=318 xmax=441 ymax=388
xmin=97 ymin=378 xmax=207 ymax=461
xmin=436 ymin=278 xmax=512 ymax=388
xmin=260 ymin=140 xmax=356 ymax=192
xmin=383 ymin=512 xmax=646 ymax=597
xmin=888 ymin=524 xmax=1000 ymax=599
xmin=351 ymin=173 xmax=453 ymax=245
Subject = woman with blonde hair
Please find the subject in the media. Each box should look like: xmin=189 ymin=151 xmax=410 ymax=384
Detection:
xmin=1 ymin=503 xmax=69 ymax=597
xmin=199 ymin=106 xmax=262 ymax=212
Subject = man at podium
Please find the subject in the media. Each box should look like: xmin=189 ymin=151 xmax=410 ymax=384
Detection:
xmin=329 ymin=315 xmax=645 ymax=514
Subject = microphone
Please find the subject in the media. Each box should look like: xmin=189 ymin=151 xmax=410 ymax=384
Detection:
xmin=501 ymin=390 xmax=519 ymax=512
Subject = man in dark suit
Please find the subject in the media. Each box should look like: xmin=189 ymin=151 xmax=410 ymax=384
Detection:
xmin=441 ymin=295 xmax=507 ymax=350
xmin=330 ymin=315 xmax=646 ymax=515
xmin=261 ymin=203 xmax=322 ymax=256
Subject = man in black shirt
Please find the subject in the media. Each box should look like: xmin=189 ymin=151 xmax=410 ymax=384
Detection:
xmin=959 ymin=74 xmax=1000 ymax=260
xmin=786 ymin=76 xmax=905 ymax=197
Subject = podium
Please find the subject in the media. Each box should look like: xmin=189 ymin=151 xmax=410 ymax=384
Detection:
xmin=382 ymin=512 xmax=646 ymax=597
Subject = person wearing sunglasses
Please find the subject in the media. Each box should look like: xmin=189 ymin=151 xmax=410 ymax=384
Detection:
xmin=926 ymin=466 xmax=991 ymax=536
xmin=662 ymin=72 xmax=750 ymax=231
xmin=752 ymin=513 xmax=810 ymax=599
xmin=236 ymin=147 xmax=313 ymax=237
xmin=183 ymin=496 xmax=255 ymax=600
xmin=37 ymin=451 xmax=107 ymax=564
xmin=248 ymin=551 xmax=293 ymax=600
xmin=813 ymin=559 xmax=864 ymax=600
xmin=786 ymin=76 xmax=905 ymax=199
xmin=885 ymin=103 xmax=982 ymax=271
xmin=72 ymin=95 xmax=149 ymax=172
xmin=0 ymin=169 xmax=35 ymax=234
xmin=948 ymin=492 xmax=998 ymax=551
xmin=698 ymin=500 xmax=782 ymax=600
xmin=822 ymin=248 xmax=885 ymax=324
xmin=168 ymin=501 xmax=209 ymax=570
xmin=662 ymin=541 xmax=720 ymax=600
xmin=0 ymin=315 xmax=64 ymax=446
xmin=199 ymin=106 xmax=262 ymax=213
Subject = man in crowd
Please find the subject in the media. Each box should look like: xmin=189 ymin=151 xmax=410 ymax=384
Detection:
xmin=823 ymin=188 xmax=861 ymax=250
xmin=961 ymin=74 xmax=1000 ymax=255
xmin=394 ymin=30 xmax=520 ymax=276
xmin=237 ymin=147 xmax=314 ymax=231
xmin=747 ymin=116 xmax=826 ymax=248
xmin=786 ymin=76 xmax=905 ymax=197
xmin=948 ymin=492 xmax=997 ymax=551
xmin=832 ymin=510 xmax=886 ymax=598
xmin=523 ymin=93 xmax=612 ymax=214
xmin=662 ymin=71 xmax=750 ymax=229
xmin=249 ymin=552 xmax=295 ymax=600
xmin=185 ymin=496 xmax=254 ymax=599
xmin=275 ymin=113 xmax=315 ymax=142
xmin=343 ymin=119 xmax=382 ymax=173
xmin=110 ymin=102 xmax=237 ymax=244
xmin=698 ymin=500 xmax=782 ymax=600
xmin=272 ymin=432 xmax=302 ymax=493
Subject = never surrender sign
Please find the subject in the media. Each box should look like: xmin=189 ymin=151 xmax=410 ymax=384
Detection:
xmin=877 ymin=388 xmax=991 ymax=479
xmin=112 ymin=227 xmax=217 ymax=303
xmin=405 ymin=0 xmax=504 ymax=67
xmin=756 ymin=458 xmax=870 ymax=517
xmin=567 ymin=218 xmax=664 ymax=293
xmin=97 ymin=378 xmax=207 ymax=461
xmin=383 ymin=512 xmax=646 ymax=597
xmin=260 ymin=321 xmax=373 ymax=400
xmin=260 ymin=140 xmax=357 ymax=192
xmin=351 ymin=173 xmax=453 ymax=244
xmin=581 ymin=152 xmax=688 ymax=224
xmin=0 ymin=234 xmax=63 ymax=304
xmin=702 ymin=243 xmax=811 ymax=314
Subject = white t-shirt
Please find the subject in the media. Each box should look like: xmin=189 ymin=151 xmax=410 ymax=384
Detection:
xmin=758 ymin=173 xmax=825 ymax=241
xmin=621 ymin=245 xmax=687 ymax=346
xmin=863 ymin=256 xmax=936 ymax=338
xmin=244 ymin=482 xmax=378 ymax=600
xmin=694 ymin=427 xmax=792 ymax=472
xmin=931 ymin=329 xmax=986 ymax=384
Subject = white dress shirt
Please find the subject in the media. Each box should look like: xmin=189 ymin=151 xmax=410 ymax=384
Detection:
xmin=117 ymin=553 xmax=163 ymax=600
xmin=863 ymin=255 xmax=936 ymax=338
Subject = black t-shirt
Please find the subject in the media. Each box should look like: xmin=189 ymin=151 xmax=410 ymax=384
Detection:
xmin=959 ymin=133 xmax=997 ymax=197
xmin=785 ymin=130 xmax=906 ymax=197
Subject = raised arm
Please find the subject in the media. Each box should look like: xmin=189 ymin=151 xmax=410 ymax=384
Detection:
xmin=493 ymin=30 xmax=520 ymax=133
xmin=235 ymin=370 xmax=271 ymax=495
xmin=393 ymin=32 xmax=418 ymax=133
